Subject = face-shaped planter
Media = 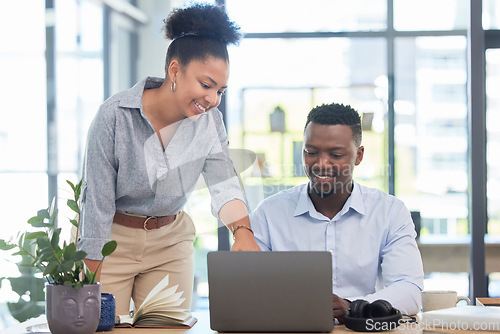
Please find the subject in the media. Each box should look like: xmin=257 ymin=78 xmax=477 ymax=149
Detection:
xmin=45 ymin=283 xmax=101 ymax=334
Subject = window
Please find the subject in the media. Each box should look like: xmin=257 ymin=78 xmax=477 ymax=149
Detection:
xmin=225 ymin=0 xmax=487 ymax=300
xmin=226 ymin=0 xmax=387 ymax=33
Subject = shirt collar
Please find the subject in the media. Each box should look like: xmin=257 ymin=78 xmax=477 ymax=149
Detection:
xmin=294 ymin=184 xmax=312 ymax=217
xmin=343 ymin=181 xmax=366 ymax=216
xmin=294 ymin=181 xmax=366 ymax=219
xmin=117 ymin=77 xmax=209 ymax=122
xmin=118 ymin=77 xmax=164 ymax=109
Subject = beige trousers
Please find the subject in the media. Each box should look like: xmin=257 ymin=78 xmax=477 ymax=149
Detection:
xmin=100 ymin=211 xmax=196 ymax=315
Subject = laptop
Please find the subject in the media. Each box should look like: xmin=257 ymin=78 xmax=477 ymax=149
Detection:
xmin=207 ymin=251 xmax=334 ymax=333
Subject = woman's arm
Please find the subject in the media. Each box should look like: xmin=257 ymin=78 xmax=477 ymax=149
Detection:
xmin=202 ymin=110 xmax=259 ymax=251
xmin=219 ymin=199 xmax=261 ymax=251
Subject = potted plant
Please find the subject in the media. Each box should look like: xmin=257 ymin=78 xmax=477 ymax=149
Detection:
xmin=0 ymin=180 xmax=117 ymax=334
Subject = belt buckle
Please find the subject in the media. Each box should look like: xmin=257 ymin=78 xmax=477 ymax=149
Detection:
xmin=143 ymin=216 xmax=157 ymax=231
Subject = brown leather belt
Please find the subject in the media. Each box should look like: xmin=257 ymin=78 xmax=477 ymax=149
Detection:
xmin=113 ymin=212 xmax=176 ymax=231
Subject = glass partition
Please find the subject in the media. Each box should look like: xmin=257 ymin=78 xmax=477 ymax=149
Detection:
xmin=486 ymin=48 xmax=500 ymax=296
xmin=227 ymin=37 xmax=387 ymax=207
xmin=0 ymin=0 xmax=47 ymax=278
xmin=484 ymin=0 xmax=500 ymax=29
xmin=394 ymin=35 xmax=469 ymax=295
xmin=226 ymin=0 xmax=386 ymax=33
xmin=393 ymin=0 xmax=468 ymax=31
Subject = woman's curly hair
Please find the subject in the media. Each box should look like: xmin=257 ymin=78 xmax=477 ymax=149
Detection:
xmin=164 ymin=3 xmax=241 ymax=45
xmin=163 ymin=3 xmax=241 ymax=74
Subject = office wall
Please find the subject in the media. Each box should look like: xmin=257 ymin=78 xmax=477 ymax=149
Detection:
xmin=136 ymin=0 xmax=185 ymax=79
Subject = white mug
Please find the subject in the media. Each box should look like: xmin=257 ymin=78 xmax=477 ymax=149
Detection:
xmin=422 ymin=290 xmax=470 ymax=312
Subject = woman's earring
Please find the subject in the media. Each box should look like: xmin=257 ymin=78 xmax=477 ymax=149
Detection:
xmin=171 ymin=80 xmax=176 ymax=92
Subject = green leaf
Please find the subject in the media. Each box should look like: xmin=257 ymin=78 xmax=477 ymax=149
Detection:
xmin=72 ymin=250 xmax=87 ymax=262
xmin=43 ymin=261 xmax=58 ymax=276
xmin=85 ymin=266 xmax=96 ymax=285
xmin=25 ymin=232 xmax=46 ymax=240
xmin=27 ymin=216 xmax=43 ymax=224
xmin=69 ymin=219 xmax=79 ymax=227
xmin=36 ymin=237 xmax=52 ymax=251
xmin=58 ymin=261 xmax=74 ymax=273
xmin=38 ymin=249 xmax=56 ymax=262
xmin=7 ymin=298 xmax=45 ymax=323
xmin=62 ymin=243 xmax=76 ymax=260
xmin=0 ymin=239 xmax=16 ymax=250
xmin=48 ymin=208 xmax=58 ymax=225
xmin=12 ymin=250 xmax=28 ymax=256
xmin=101 ymin=240 xmax=117 ymax=257
xmin=37 ymin=209 xmax=50 ymax=220
xmin=75 ymin=180 xmax=82 ymax=201
xmin=50 ymin=229 xmax=61 ymax=250
xmin=31 ymin=221 xmax=50 ymax=228
xmin=73 ymin=264 xmax=82 ymax=278
xmin=66 ymin=180 xmax=75 ymax=191
xmin=67 ymin=199 xmax=79 ymax=214
xmin=55 ymin=247 xmax=64 ymax=259
xmin=74 ymin=281 xmax=84 ymax=289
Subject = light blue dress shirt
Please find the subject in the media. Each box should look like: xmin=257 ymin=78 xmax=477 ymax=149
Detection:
xmin=250 ymin=181 xmax=424 ymax=315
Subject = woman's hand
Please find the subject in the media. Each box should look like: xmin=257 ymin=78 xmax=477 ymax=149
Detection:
xmin=231 ymin=227 xmax=261 ymax=251
xmin=219 ymin=199 xmax=261 ymax=251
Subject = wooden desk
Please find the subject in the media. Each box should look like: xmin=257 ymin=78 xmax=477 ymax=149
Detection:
xmin=5 ymin=311 xmax=493 ymax=334
xmin=110 ymin=312 xmax=489 ymax=334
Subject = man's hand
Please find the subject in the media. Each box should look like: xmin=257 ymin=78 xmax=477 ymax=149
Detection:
xmin=231 ymin=228 xmax=261 ymax=251
xmin=333 ymin=293 xmax=351 ymax=324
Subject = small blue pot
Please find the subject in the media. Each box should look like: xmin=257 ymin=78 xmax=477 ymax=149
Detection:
xmin=97 ymin=292 xmax=116 ymax=331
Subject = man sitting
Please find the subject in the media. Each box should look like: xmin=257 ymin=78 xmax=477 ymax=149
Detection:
xmin=249 ymin=102 xmax=424 ymax=322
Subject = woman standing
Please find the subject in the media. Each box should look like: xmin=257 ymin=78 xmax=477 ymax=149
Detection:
xmin=78 ymin=3 xmax=260 ymax=315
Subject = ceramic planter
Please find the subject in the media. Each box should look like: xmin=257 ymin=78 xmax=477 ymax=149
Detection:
xmin=45 ymin=283 xmax=101 ymax=334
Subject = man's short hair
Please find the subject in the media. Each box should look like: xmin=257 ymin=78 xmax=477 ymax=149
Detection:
xmin=304 ymin=103 xmax=362 ymax=147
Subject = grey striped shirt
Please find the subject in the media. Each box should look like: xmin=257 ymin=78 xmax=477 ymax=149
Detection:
xmin=78 ymin=77 xmax=245 ymax=259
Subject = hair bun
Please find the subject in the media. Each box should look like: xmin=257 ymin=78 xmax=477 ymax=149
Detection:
xmin=164 ymin=3 xmax=241 ymax=45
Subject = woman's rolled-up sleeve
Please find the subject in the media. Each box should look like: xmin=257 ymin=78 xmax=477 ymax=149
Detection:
xmin=202 ymin=110 xmax=248 ymax=219
xmin=78 ymin=104 xmax=118 ymax=260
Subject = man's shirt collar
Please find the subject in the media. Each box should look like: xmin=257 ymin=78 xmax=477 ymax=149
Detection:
xmin=294 ymin=181 xmax=366 ymax=220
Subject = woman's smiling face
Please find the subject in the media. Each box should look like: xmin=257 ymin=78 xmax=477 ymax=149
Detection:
xmin=172 ymin=56 xmax=229 ymax=119
xmin=303 ymin=122 xmax=364 ymax=198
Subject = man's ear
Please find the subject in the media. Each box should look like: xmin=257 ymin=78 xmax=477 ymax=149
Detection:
xmin=168 ymin=59 xmax=181 ymax=81
xmin=355 ymin=146 xmax=364 ymax=166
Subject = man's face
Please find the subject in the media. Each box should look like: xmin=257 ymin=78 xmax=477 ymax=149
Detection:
xmin=303 ymin=122 xmax=364 ymax=198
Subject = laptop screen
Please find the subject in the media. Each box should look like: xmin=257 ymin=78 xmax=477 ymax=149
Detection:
xmin=207 ymin=251 xmax=334 ymax=333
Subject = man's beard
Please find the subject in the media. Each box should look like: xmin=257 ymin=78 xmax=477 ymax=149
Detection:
xmin=309 ymin=182 xmax=335 ymax=198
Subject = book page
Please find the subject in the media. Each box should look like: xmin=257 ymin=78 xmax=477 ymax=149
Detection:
xmin=117 ymin=314 xmax=134 ymax=326
xmin=130 ymin=274 xmax=193 ymax=327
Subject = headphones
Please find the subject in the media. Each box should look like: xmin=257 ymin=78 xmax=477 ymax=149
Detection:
xmin=344 ymin=299 xmax=402 ymax=332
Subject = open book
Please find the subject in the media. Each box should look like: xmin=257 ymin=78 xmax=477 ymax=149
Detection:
xmin=116 ymin=275 xmax=197 ymax=328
